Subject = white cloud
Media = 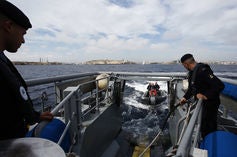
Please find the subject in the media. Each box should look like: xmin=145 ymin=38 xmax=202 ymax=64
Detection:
xmin=5 ymin=0 xmax=237 ymax=62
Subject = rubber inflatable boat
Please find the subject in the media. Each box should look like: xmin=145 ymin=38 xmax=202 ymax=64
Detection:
xmin=141 ymin=89 xmax=167 ymax=105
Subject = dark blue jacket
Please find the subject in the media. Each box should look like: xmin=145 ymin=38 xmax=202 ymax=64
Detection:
xmin=0 ymin=53 xmax=40 ymax=140
xmin=184 ymin=63 xmax=224 ymax=104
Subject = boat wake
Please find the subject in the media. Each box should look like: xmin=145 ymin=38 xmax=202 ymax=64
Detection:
xmin=121 ymin=80 xmax=170 ymax=146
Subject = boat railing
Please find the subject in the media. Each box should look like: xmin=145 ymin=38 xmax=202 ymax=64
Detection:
xmin=218 ymin=77 xmax=237 ymax=120
xmin=219 ymin=77 xmax=237 ymax=101
xmin=174 ymin=99 xmax=203 ymax=157
xmin=107 ymin=71 xmax=186 ymax=81
xmin=25 ymin=73 xmax=236 ymax=113
xmin=26 ymin=72 xmax=100 ymax=86
xmin=175 ymin=106 xmax=195 ymax=145
xmin=219 ymin=77 xmax=237 ymax=86
xmin=26 ymin=72 xmax=101 ymax=112
xmin=58 ymin=74 xmax=114 ymax=152
xmin=26 ymin=72 xmax=115 ymax=153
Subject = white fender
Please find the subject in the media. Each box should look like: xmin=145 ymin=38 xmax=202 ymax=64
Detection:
xmin=96 ymin=73 xmax=109 ymax=90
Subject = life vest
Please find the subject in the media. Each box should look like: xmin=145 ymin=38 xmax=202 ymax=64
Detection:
xmin=149 ymin=89 xmax=157 ymax=96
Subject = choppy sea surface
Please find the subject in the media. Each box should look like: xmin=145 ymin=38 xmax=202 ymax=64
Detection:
xmin=16 ymin=64 xmax=237 ymax=80
xmin=16 ymin=64 xmax=237 ymax=149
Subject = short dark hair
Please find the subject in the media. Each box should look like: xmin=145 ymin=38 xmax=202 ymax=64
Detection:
xmin=180 ymin=53 xmax=194 ymax=63
xmin=0 ymin=0 xmax=32 ymax=29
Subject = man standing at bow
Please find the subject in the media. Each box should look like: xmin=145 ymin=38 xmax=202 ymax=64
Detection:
xmin=0 ymin=0 xmax=53 ymax=140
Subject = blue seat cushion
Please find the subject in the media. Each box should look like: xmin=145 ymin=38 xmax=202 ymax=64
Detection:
xmin=26 ymin=118 xmax=70 ymax=152
xmin=200 ymin=131 xmax=237 ymax=157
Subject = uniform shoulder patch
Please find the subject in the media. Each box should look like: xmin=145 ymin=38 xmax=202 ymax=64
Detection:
xmin=201 ymin=67 xmax=207 ymax=71
xmin=19 ymin=86 xmax=28 ymax=100
xmin=209 ymin=74 xmax=214 ymax=79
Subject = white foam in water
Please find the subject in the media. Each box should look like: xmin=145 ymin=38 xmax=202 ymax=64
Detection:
xmin=126 ymin=81 xmax=147 ymax=92
xmin=122 ymin=80 xmax=170 ymax=146
xmin=157 ymin=81 xmax=168 ymax=91
xmin=126 ymin=80 xmax=168 ymax=92
xmin=123 ymin=97 xmax=149 ymax=110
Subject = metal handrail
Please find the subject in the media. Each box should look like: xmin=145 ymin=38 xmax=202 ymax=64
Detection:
xmin=219 ymin=77 xmax=237 ymax=85
xmin=177 ymin=105 xmax=192 ymax=145
xmin=175 ymin=109 xmax=195 ymax=144
xmin=58 ymin=113 xmax=74 ymax=145
xmin=26 ymin=72 xmax=99 ymax=86
xmin=51 ymin=89 xmax=75 ymax=115
xmin=48 ymin=74 xmax=113 ymax=150
xmin=82 ymin=95 xmax=112 ymax=118
xmin=50 ymin=74 xmax=111 ymax=115
xmin=101 ymin=71 xmax=187 ymax=77
xmin=174 ymin=99 xmax=203 ymax=157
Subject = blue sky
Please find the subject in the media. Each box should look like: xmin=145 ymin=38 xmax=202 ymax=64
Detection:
xmin=6 ymin=0 xmax=237 ymax=63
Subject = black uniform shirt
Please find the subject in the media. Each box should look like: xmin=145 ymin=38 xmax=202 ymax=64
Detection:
xmin=184 ymin=63 xmax=222 ymax=104
xmin=0 ymin=52 xmax=40 ymax=140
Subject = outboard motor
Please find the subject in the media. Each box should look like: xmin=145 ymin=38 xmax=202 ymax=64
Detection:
xmin=150 ymin=96 xmax=156 ymax=105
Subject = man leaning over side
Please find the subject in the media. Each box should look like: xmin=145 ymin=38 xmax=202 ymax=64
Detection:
xmin=179 ymin=53 xmax=224 ymax=138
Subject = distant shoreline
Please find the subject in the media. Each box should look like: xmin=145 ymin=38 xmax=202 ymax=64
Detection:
xmin=13 ymin=59 xmax=237 ymax=65
xmin=13 ymin=61 xmax=63 ymax=65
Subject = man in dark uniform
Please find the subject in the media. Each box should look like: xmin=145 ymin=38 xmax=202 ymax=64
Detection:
xmin=179 ymin=53 xmax=224 ymax=138
xmin=147 ymin=82 xmax=152 ymax=91
xmin=154 ymin=82 xmax=161 ymax=95
xmin=0 ymin=0 xmax=53 ymax=140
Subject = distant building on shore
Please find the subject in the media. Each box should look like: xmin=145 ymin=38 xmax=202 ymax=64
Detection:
xmin=85 ymin=59 xmax=136 ymax=65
